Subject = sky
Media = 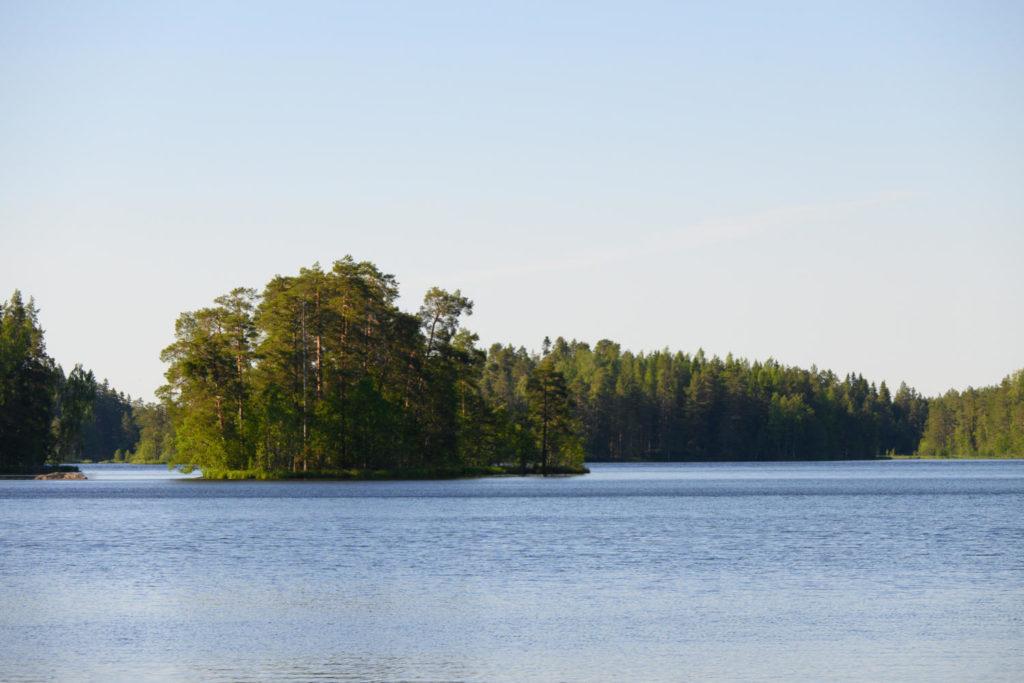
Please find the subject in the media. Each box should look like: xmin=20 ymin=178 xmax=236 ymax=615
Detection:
xmin=1 ymin=1 xmax=1022 ymax=400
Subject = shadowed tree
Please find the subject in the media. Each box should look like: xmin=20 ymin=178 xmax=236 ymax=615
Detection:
xmin=527 ymin=357 xmax=579 ymax=475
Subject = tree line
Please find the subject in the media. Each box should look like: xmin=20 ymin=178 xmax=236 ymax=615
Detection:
xmin=0 ymin=291 xmax=97 ymax=473
xmin=0 ymin=291 xmax=178 ymax=472
xmin=483 ymin=339 xmax=934 ymax=461
xmin=918 ymin=370 xmax=1024 ymax=457
xmin=3 ymin=275 xmax=1022 ymax=474
xmin=155 ymin=259 xmax=582 ymax=476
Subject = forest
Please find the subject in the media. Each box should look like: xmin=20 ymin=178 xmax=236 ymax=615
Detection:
xmin=0 ymin=291 xmax=200 ymax=473
xmin=1 ymin=267 xmax=1022 ymax=475
xmin=0 ymin=291 xmax=98 ymax=473
xmin=485 ymin=340 xmax=932 ymax=461
xmin=152 ymin=258 xmax=582 ymax=477
xmin=917 ymin=371 xmax=1024 ymax=457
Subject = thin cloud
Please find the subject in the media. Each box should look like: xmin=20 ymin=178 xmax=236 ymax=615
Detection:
xmin=456 ymin=191 xmax=913 ymax=284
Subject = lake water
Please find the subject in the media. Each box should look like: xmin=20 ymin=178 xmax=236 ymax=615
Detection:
xmin=1 ymin=461 xmax=1022 ymax=681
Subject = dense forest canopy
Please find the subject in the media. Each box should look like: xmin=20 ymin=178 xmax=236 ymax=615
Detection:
xmin=156 ymin=259 xmax=582 ymax=475
xmin=2 ymin=274 xmax=1022 ymax=474
xmin=80 ymin=381 xmax=136 ymax=461
xmin=0 ymin=291 xmax=171 ymax=471
xmin=151 ymin=260 xmax=1021 ymax=469
xmin=918 ymin=370 xmax=1024 ymax=457
xmin=484 ymin=340 xmax=933 ymax=461
xmin=0 ymin=291 xmax=96 ymax=473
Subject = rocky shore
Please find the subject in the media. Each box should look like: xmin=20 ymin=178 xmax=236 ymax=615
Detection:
xmin=34 ymin=471 xmax=88 ymax=480
xmin=0 ymin=468 xmax=87 ymax=480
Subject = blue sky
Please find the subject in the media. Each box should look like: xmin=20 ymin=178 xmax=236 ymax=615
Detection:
xmin=1 ymin=1 xmax=1022 ymax=399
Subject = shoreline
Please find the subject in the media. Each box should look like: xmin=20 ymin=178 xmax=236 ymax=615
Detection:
xmin=196 ymin=464 xmax=590 ymax=480
xmin=583 ymin=455 xmax=1024 ymax=463
xmin=0 ymin=465 xmax=86 ymax=480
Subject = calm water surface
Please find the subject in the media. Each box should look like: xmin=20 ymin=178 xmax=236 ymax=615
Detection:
xmin=1 ymin=461 xmax=1022 ymax=681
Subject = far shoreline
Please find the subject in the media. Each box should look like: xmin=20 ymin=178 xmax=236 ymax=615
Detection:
xmin=45 ymin=457 xmax=1024 ymax=483
xmin=583 ymin=455 xmax=1024 ymax=463
xmin=192 ymin=464 xmax=590 ymax=481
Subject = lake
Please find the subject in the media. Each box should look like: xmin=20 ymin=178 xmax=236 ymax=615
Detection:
xmin=1 ymin=461 xmax=1022 ymax=681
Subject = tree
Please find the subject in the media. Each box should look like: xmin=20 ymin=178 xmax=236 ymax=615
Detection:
xmin=162 ymin=293 xmax=256 ymax=471
xmin=416 ymin=287 xmax=475 ymax=466
xmin=149 ymin=257 xmax=1024 ymax=474
xmin=129 ymin=399 xmax=176 ymax=463
xmin=80 ymin=380 xmax=137 ymax=461
xmin=917 ymin=371 xmax=1024 ymax=457
xmin=0 ymin=291 xmax=59 ymax=472
xmin=526 ymin=358 xmax=580 ymax=474
xmin=419 ymin=288 xmax=473 ymax=356
xmin=0 ymin=291 xmax=100 ymax=472
xmin=53 ymin=364 xmax=97 ymax=462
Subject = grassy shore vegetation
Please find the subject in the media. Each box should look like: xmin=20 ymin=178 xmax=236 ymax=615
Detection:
xmin=881 ymin=454 xmax=1024 ymax=460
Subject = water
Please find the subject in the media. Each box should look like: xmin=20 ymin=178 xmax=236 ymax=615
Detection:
xmin=1 ymin=461 xmax=1022 ymax=681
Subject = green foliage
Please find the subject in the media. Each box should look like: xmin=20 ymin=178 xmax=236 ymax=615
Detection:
xmin=0 ymin=291 xmax=166 ymax=470
xmin=0 ymin=291 xmax=99 ymax=473
xmin=487 ymin=339 xmax=935 ymax=461
xmin=12 ymin=263 xmax=1013 ymax=475
xmin=52 ymin=364 xmax=97 ymax=462
xmin=0 ymin=291 xmax=57 ymax=472
xmin=156 ymin=259 xmax=1022 ymax=470
xmin=129 ymin=400 xmax=176 ymax=463
xmin=79 ymin=380 xmax=136 ymax=461
xmin=161 ymin=258 xmax=561 ymax=476
xmin=918 ymin=370 xmax=1024 ymax=457
xmin=526 ymin=358 xmax=583 ymax=473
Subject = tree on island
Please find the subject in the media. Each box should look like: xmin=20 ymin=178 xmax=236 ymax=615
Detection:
xmin=157 ymin=258 xmax=571 ymax=477
xmin=526 ymin=350 xmax=582 ymax=474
